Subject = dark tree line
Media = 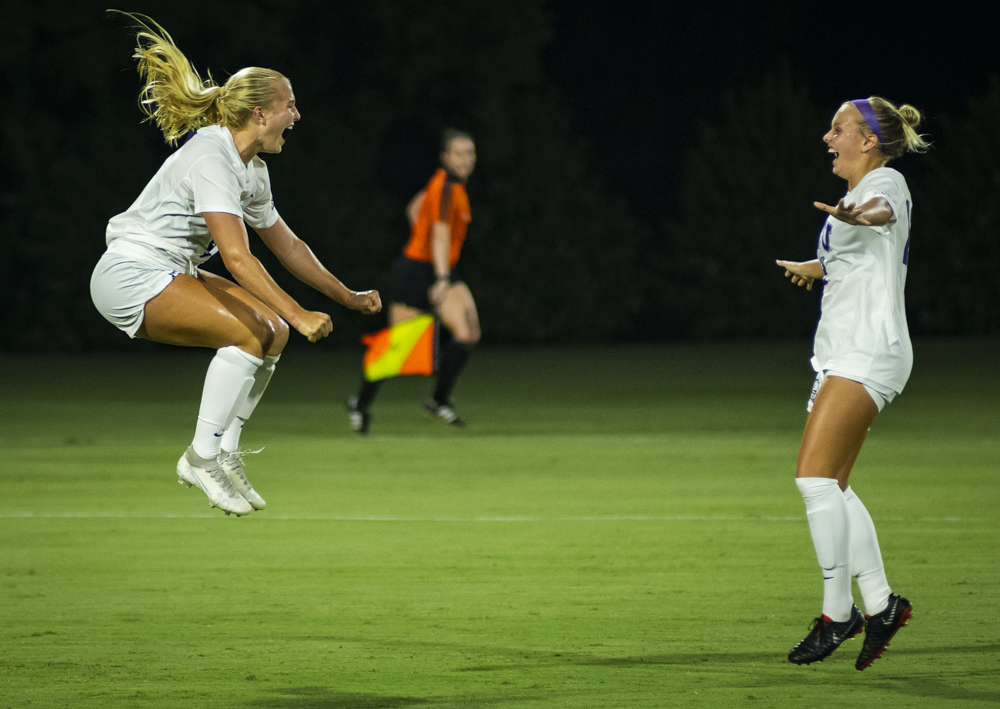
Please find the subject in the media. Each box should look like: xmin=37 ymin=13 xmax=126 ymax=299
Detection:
xmin=0 ymin=0 xmax=996 ymax=353
xmin=907 ymin=77 xmax=1000 ymax=336
xmin=660 ymin=69 xmax=1000 ymax=339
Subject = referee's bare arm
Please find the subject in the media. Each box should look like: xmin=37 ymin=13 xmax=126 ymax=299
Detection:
xmin=429 ymin=222 xmax=452 ymax=304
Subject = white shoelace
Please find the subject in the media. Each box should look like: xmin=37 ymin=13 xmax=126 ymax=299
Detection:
xmin=207 ymin=464 xmax=240 ymax=496
xmin=224 ymin=448 xmax=264 ymax=490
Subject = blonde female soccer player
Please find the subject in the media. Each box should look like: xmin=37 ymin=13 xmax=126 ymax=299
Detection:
xmin=91 ymin=14 xmax=381 ymax=516
xmin=777 ymin=97 xmax=928 ymax=670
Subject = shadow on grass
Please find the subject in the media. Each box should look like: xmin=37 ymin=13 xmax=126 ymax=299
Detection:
xmin=875 ymin=674 xmax=1000 ymax=704
xmin=250 ymin=688 xmax=431 ymax=708
xmin=248 ymin=688 xmax=532 ymax=709
xmin=246 ymin=643 xmax=1000 ymax=707
xmin=901 ymin=643 xmax=1000 ymax=656
xmin=457 ymin=649 xmax=775 ymax=672
xmin=553 ymin=642 xmax=1000 ymax=669
xmin=571 ymin=651 xmax=775 ymax=666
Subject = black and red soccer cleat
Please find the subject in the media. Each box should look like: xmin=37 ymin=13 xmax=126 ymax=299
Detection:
xmin=788 ymin=605 xmax=866 ymax=665
xmin=856 ymin=593 xmax=912 ymax=671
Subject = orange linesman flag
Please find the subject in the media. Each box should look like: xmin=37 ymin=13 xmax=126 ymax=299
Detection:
xmin=361 ymin=314 xmax=438 ymax=382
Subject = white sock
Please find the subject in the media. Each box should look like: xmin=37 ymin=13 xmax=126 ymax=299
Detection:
xmin=192 ymin=346 xmax=263 ymax=460
xmin=843 ymin=486 xmax=892 ymax=615
xmin=221 ymin=354 xmax=280 ymax=453
xmin=796 ymin=477 xmax=854 ymax=621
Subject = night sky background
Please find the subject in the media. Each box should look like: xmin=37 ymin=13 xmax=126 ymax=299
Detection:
xmin=2 ymin=0 xmax=998 ymax=351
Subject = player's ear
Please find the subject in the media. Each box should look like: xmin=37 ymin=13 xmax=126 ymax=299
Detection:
xmin=862 ymin=132 xmax=879 ymax=154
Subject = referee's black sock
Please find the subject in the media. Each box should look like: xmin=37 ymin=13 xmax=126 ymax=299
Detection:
xmin=432 ymin=341 xmax=475 ymax=405
xmin=355 ymin=378 xmax=382 ymax=412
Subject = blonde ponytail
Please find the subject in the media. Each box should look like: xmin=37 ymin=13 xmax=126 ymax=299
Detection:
xmin=112 ymin=11 xmax=288 ymax=145
xmin=865 ymin=96 xmax=931 ymax=162
xmin=895 ymin=103 xmax=931 ymax=156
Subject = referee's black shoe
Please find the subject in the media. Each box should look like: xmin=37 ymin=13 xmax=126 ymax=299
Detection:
xmin=788 ymin=605 xmax=865 ymax=665
xmin=856 ymin=594 xmax=912 ymax=671
xmin=424 ymin=398 xmax=466 ymax=428
xmin=346 ymin=396 xmax=371 ymax=436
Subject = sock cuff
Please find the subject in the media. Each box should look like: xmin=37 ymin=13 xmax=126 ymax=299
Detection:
xmin=263 ymin=354 xmax=281 ymax=367
xmin=796 ymin=477 xmax=840 ymax=499
xmin=217 ymin=345 xmax=265 ymax=372
xmin=195 ymin=415 xmax=226 ymax=430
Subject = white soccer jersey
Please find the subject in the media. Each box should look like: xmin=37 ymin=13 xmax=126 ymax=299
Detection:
xmin=813 ymin=167 xmax=913 ymax=394
xmin=105 ymin=125 xmax=280 ymax=270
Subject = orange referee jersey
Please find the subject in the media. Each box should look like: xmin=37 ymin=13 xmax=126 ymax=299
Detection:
xmin=402 ymin=168 xmax=471 ymax=267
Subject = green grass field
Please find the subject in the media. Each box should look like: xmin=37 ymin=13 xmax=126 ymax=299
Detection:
xmin=2 ymin=341 xmax=998 ymax=708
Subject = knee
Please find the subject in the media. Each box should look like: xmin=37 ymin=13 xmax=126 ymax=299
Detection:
xmin=463 ymin=326 xmax=481 ymax=345
xmin=267 ymin=316 xmax=290 ymax=356
xmin=237 ymin=336 xmax=266 ymax=360
xmin=239 ymin=311 xmax=285 ymax=360
xmin=796 ymin=470 xmax=834 ymax=480
xmin=447 ymin=320 xmax=479 ymax=345
xmin=443 ymin=297 xmax=480 ymax=344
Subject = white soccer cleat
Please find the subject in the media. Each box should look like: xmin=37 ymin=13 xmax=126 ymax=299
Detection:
xmin=177 ymin=457 xmax=200 ymax=489
xmin=221 ymin=448 xmax=266 ymax=511
xmin=176 ymin=446 xmax=253 ymax=516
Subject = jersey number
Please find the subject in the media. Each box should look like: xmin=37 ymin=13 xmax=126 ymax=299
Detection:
xmin=818 ymin=222 xmax=832 ymax=252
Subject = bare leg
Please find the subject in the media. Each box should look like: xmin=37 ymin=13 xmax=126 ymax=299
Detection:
xmin=389 ymin=302 xmax=425 ymax=326
xmin=137 ymin=271 xmax=288 ymax=358
xmin=436 ymin=282 xmax=480 ymax=344
xmin=797 ymin=376 xmax=878 ymax=487
xmin=432 ymin=283 xmax=480 ymax=408
xmin=796 ymin=376 xmax=879 ymax=621
xmin=136 ymin=272 xmax=289 ymax=463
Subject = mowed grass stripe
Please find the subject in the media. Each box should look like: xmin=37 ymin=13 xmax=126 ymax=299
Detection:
xmin=0 ymin=513 xmax=986 ymax=522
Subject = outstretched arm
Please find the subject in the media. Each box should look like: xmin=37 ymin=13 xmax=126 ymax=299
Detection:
xmin=813 ymin=196 xmax=893 ymax=227
xmin=252 ymin=217 xmax=381 ymax=315
xmin=776 ymin=259 xmax=825 ymax=291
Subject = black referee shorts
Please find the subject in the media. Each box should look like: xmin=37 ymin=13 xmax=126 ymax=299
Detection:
xmin=391 ymin=256 xmax=460 ymax=311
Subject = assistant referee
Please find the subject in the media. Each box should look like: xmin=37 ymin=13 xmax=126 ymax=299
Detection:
xmin=347 ymin=129 xmax=480 ymax=434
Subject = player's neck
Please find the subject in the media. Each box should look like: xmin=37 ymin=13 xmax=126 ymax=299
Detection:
xmin=846 ymin=157 xmax=885 ymax=191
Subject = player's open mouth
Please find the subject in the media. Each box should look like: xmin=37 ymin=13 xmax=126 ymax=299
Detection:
xmin=829 ymin=148 xmax=839 ymax=163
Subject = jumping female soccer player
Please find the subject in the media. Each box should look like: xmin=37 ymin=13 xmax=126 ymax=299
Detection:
xmin=777 ymin=97 xmax=928 ymax=670
xmin=91 ymin=14 xmax=381 ymax=516
xmin=347 ymin=129 xmax=480 ymax=435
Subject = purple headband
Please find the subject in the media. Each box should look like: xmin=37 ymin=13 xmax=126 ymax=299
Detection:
xmin=852 ymin=99 xmax=885 ymax=144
